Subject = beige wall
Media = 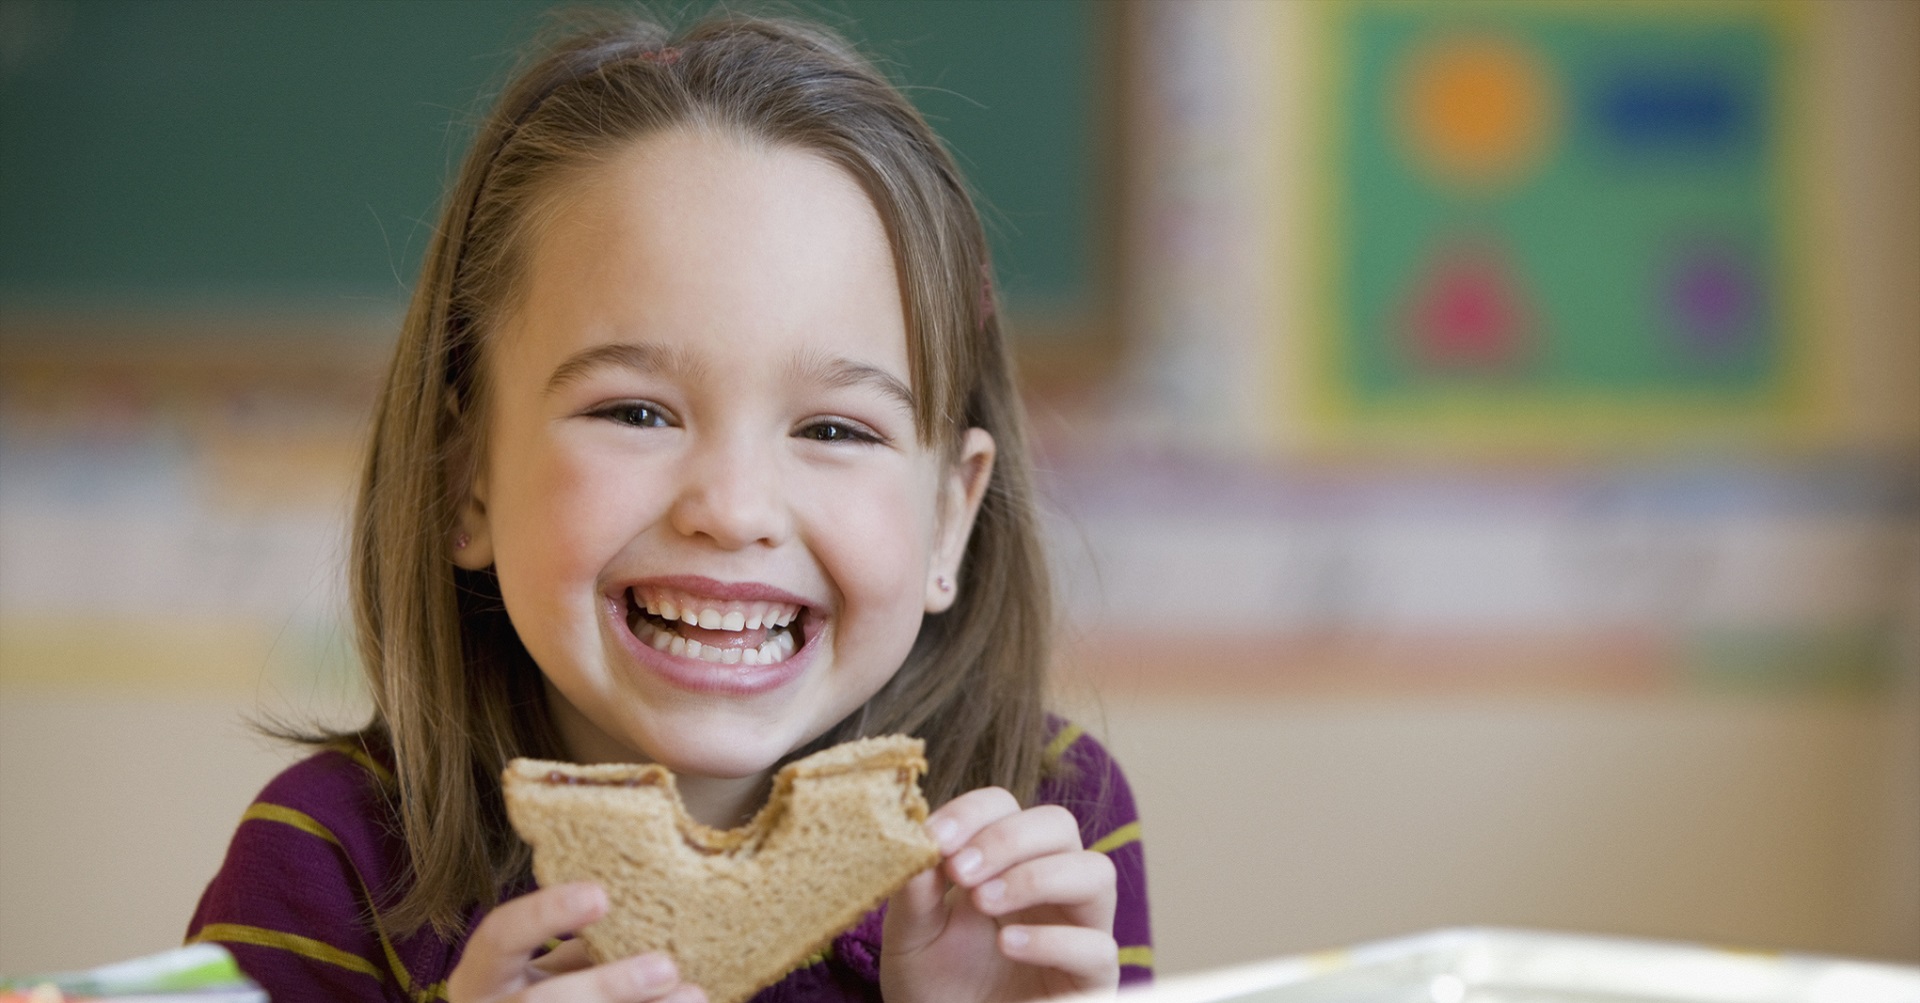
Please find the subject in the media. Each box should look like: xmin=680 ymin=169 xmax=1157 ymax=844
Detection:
xmin=0 ymin=696 xmax=300 ymax=972
xmin=1093 ymin=688 xmax=1920 ymax=970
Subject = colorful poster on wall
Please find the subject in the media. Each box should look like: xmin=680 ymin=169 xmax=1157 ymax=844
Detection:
xmin=1310 ymin=0 xmax=1813 ymax=450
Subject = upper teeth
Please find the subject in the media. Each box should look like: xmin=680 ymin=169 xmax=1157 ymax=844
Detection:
xmin=639 ymin=591 xmax=800 ymax=631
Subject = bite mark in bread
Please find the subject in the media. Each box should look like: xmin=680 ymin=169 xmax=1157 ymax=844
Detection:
xmin=502 ymin=735 xmax=941 ymax=1003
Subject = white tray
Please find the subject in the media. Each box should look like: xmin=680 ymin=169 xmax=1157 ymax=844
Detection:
xmin=1079 ymin=928 xmax=1920 ymax=1003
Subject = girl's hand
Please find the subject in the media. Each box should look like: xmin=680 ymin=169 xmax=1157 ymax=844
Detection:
xmin=448 ymin=882 xmax=707 ymax=1003
xmin=881 ymin=789 xmax=1119 ymax=1002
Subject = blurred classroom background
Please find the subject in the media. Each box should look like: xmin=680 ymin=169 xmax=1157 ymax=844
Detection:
xmin=3 ymin=0 xmax=1916 ymax=978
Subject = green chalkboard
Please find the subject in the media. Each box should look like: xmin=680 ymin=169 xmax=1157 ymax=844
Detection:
xmin=0 ymin=0 xmax=1100 ymax=319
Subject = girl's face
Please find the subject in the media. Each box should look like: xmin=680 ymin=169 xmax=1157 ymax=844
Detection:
xmin=454 ymin=129 xmax=993 ymax=793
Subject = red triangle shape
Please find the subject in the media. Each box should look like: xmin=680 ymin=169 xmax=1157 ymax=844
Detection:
xmin=1404 ymin=243 xmax=1531 ymax=373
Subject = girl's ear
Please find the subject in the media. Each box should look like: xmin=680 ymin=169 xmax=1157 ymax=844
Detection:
xmin=926 ymin=427 xmax=995 ymax=613
xmin=451 ymin=461 xmax=496 ymax=570
xmin=455 ymin=478 xmax=499 ymax=568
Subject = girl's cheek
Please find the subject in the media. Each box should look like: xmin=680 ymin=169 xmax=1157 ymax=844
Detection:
xmin=813 ymin=467 xmax=928 ymax=532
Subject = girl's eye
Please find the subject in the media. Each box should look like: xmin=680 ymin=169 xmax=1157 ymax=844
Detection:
xmin=596 ymin=402 xmax=672 ymax=428
xmin=798 ymin=419 xmax=879 ymax=444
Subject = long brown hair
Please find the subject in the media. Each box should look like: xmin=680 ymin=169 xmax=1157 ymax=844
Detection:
xmin=337 ymin=10 xmax=1054 ymax=937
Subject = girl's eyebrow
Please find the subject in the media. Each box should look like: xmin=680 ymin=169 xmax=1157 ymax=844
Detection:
xmin=789 ymin=352 xmax=916 ymax=416
xmin=543 ymin=341 xmax=704 ymax=396
xmin=543 ymin=342 xmax=912 ymax=415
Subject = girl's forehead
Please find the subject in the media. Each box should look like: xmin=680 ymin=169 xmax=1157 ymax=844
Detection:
xmin=560 ymin=128 xmax=882 ymax=263
xmin=500 ymin=128 xmax=910 ymax=376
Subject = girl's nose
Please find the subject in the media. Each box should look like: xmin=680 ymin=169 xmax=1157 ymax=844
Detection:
xmin=667 ymin=437 xmax=791 ymax=549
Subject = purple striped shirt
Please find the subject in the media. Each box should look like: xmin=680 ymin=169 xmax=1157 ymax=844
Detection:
xmin=187 ymin=726 xmax=1152 ymax=1001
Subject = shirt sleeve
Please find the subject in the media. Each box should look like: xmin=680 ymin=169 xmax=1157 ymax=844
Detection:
xmin=185 ymin=750 xmax=442 ymax=1003
xmin=1038 ymin=720 xmax=1154 ymax=986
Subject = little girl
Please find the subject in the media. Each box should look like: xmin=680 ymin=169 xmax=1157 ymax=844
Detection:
xmin=188 ymin=12 xmax=1150 ymax=1003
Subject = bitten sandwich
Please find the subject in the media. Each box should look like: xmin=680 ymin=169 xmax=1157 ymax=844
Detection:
xmin=502 ymin=735 xmax=942 ymax=1003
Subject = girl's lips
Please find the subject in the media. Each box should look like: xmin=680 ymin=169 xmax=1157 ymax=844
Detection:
xmin=614 ymin=575 xmax=820 ymax=654
xmin=621 ymin=574 xmax=816 ymax=607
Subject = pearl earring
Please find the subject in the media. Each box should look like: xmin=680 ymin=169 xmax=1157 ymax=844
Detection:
xmin=936 ymin=574 xmax=953 ymax=593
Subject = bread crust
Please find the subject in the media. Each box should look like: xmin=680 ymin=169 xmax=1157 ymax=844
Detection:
xmin=502 ymin=735 xmax=941 ymax=1003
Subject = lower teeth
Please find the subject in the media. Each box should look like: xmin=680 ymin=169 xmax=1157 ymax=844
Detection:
xmin=635 ymin=616 xmax=797 ymax=665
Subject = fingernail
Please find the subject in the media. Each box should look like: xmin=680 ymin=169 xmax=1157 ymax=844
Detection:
xmin=979 ymin=879 xmax=1006 ymax=904
xmin=628 ymin=952 xmax=675 ymax=989
xmin=1002 ymin=927 xmax=1030 ymax=951
xmin=929 ymin=817 xmax=958 ymax=850
xmin=951 ymin=847 xmax=982 ymax=880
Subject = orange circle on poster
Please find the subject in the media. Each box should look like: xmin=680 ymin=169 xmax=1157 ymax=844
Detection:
xmin=1397 ymin=34 xmax=1556 ymax=188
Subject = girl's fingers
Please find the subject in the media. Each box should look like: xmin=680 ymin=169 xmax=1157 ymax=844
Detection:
xmin=519 ymin=952 xmax=691 ymax=1003
xmin=998 ymin=924 xmax=1121 ymax=991
xmin=942 ymin=802 xmax=1083 ymax=890
xmin=528 ymin=939 xmax=592 ymax=978
xmin=454 ymin=883 xmax=608 ymax=994
xmin=970 ymin=849 xmax=1117 ymax=930
xmin=926 ymin=786 xmax=1023 ymax=858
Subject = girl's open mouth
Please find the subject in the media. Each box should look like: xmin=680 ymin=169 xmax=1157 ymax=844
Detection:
xmin=624 ymin=586 xmax=809 ymax=666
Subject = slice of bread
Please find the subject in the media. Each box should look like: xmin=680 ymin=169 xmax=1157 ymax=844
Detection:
xmin=502 ymin=735 xmax=941 ymax=1003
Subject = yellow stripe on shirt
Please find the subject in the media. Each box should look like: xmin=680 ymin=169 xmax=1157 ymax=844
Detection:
xmin=1044 ymin=723 xmax=1086 ymax=765
xmin=381 ymin=929 xmax=445 ymax=1003
xmin=1089 ymin=820 xmax=1141 ymax=855
xmin=787 ymin=943 xmax=834 ymax=974
xmin=1117 ymin=946 xmax=1154 ymax=968
xmin=192 ymin=923 xmax=382 ymax=980
xmin=242 ymin=802 xmax=341 ymax=845
xmin=239 ymin=801 xmax=443 ymax=1001
xmin=329 ymin=741 xmax=398 ymax=787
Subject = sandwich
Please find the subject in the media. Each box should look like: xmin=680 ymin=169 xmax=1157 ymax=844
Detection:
xmin=502 ymin=735 xmax=942 ymax=1003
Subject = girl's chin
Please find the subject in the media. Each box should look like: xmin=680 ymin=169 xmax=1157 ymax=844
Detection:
xmin=546 ymin=672 xmax=812 ymax=778
xmin=633 ymin=721 xmax=810 ymax=780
